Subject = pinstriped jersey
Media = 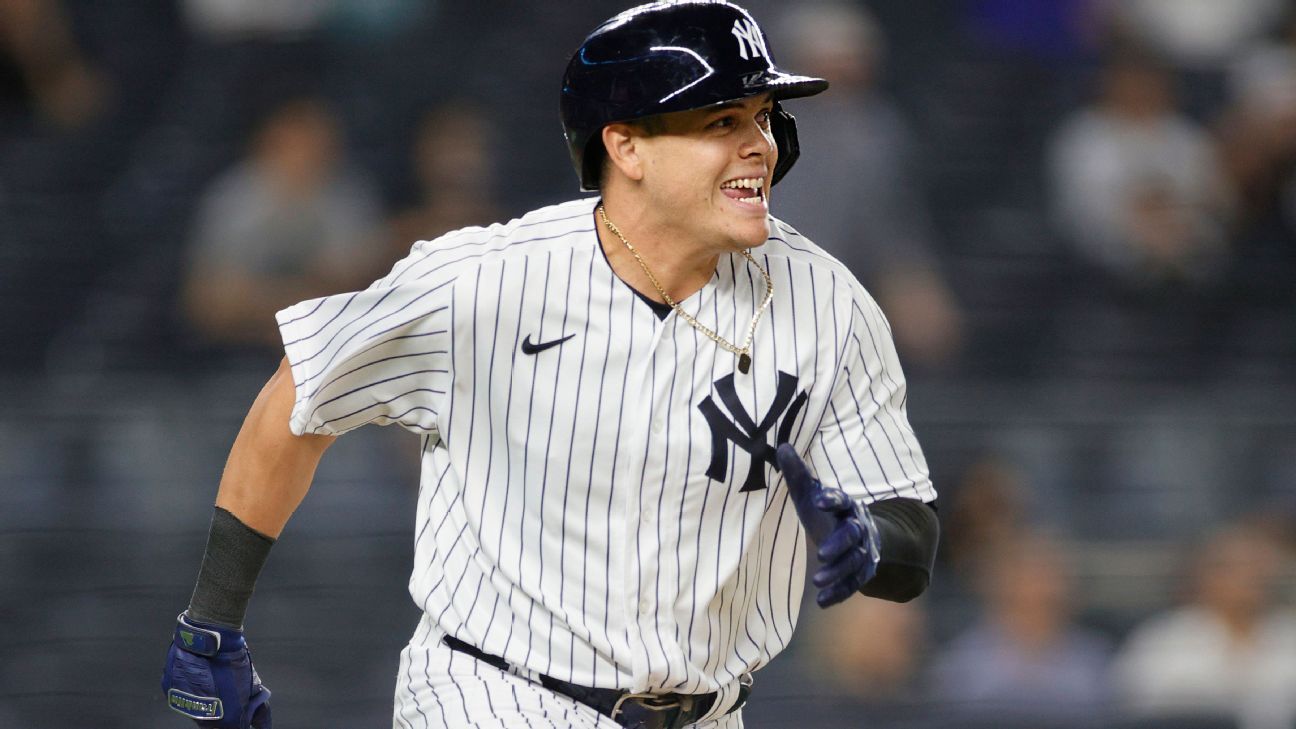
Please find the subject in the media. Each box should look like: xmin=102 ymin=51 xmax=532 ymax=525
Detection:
xmin=275 ymin=196 xmax=935 ymax=695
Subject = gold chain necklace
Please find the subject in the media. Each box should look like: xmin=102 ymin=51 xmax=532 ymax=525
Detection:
xmin=598 ymin=204 xmax=773 ymax=374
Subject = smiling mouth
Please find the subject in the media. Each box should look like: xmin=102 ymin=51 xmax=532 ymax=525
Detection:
xmin=720 ymin=177 xmax=766 ymax=205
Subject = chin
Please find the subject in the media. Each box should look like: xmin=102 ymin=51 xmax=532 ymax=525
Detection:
xmin=732 ymin=219 xmax=770 ymax=250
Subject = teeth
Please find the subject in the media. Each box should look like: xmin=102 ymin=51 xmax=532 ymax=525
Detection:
xmin=722 ymin=177 xmax=764 ymax=189
xmin=738 ymin=196 xmax=763 ymax=205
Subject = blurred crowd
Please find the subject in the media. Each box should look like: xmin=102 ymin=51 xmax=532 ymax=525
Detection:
xmin=2 ymin=0 xmax=1294 ymax=378
xmin=1 ymin=1 xmax=1294 ymax=728
xmin=764 ymin=459 xmax=1296 ymax=729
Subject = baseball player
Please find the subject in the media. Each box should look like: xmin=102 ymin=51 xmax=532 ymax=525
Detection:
xmin=160 ymin=2 xmax=940 ymax=728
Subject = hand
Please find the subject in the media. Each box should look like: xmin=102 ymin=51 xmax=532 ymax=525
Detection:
xmin=776 ymin=443 xmax=881 ymax=608
xmin=161 ymin=612 xmax=272 ymax=728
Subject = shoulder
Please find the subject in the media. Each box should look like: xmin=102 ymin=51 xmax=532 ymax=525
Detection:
xmin=1111 ymin=608 xmax=1216 ymax=681
xmin=761 ymin=215 xmax=855 ymax=279
xmin=197 ymin=163 xmax=263 ymax=213
xmin=323 ymin=166 xmax=382 ymax=206
xmin=1049 ymin=110 xmax=1111 ymax=155
xmin=761 ymin=215 xmax=884 ymax=321
xmin=1260 ymin=610 xmax=1296 ymax=642
xmin=929 ymin=624 xmax=999 ymax=677
xmin=377 ymin=198 xmax=599 ymax=287
xmin=416 ymin=197 xmax=597 ymax=259
xmin=1122 ymin=607 xmax=1218 ymax=650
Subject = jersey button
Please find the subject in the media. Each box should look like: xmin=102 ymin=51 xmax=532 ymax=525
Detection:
xmin=639 ymin=598 xmax=651 ymax=615
xmin=651 ymin=419 xmax=664 ymax=434
xmin=642 ymin=510 xmax=655 ymax=525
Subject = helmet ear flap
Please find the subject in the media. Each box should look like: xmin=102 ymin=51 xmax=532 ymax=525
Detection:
xmin=769 ymin=102 xmax=801 ymax=186
xmin=580 ymin=135 xmax=604 ymax=191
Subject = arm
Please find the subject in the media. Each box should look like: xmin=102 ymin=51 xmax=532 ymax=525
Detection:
xmin=165 ymin=241 xmax=448 ymax=725
xmin=791 ymin=285 xmax=939 ymax=606
xmin=186 ymin=358 xmax=333 ymax=628
xmin=214 ymin=357 xmax=335 ymax=538
xmin=0 ymin=0 xmax=107 ymax=128
xmin=858 ymin=497 xmax=939 ymax=603
xmin=778 ymin=445 xmax=939 ymax=607
xmin=162 ymin=359 xmax=333 ymax=727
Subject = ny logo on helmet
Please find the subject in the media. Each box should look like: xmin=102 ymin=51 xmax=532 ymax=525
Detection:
xmin=731 ymin=18 xmax=768 ymax=61
xmin=698 ymin=371 xmax=808 ymax=492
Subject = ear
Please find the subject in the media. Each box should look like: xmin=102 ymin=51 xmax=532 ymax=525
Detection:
xmin=602 ymin=123 xmax=645 ymax=182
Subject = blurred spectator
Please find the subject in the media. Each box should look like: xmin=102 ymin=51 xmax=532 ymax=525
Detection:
xmin=928 ymin=531 xmax=1112 ymax=727
xmin=1107 ymin=0 xmax=1287 ymax=71
xmin=1048 ymin=49 xmax=1232 ymax=291
xmin=939 ymin=456 xmax=1029 ymax=579
xmin=184 ymin=0 xmax=422 ymax=43
xmin=1217 ymin=12 xmax=1296 ymax=233
xmin=810 ymin=597 xmax=928 ymax=699
xmin=385 ymin=101 xmax=500 ymax=265
xmin=1111 ymin=524 xmax=1296 ymax=729
xmin=182 ymin=0 xmax=335 ymax=40
xmin=772 ymin=2 xmax=965 ymax=371
xmin=792 ymin=597 xmax=930 ymax=727
xmin=181 ymin=96 xmax=382 ymax=354
xmin=0 ymin=0 xmax=109 ymax=130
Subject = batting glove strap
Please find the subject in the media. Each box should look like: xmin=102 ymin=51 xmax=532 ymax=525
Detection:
xmin=174 ymin=612 xmax=246 ymax=657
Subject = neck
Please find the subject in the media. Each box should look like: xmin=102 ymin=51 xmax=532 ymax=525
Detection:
xmin=1208 ymin=601 xmax=1262 ymax=641
xmin=597 ymin=198 xmax=721 ymax=304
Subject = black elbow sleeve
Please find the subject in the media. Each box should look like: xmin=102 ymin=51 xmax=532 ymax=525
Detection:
xmin=859 ymin=498 xmax=939 ymax=603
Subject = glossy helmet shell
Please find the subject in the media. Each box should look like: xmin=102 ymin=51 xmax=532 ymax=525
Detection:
xmin=560 ymin=1 xmax=828 ymax=191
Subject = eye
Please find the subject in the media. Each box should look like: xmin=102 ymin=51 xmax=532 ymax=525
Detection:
xmin=757 ymin=109 xmax=773 ymax=128
xmin=709 ymin=115 xmax=736 ymax=129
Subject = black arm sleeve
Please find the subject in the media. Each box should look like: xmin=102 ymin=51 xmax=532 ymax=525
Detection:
xmin=186 ymin=506 xmax=276 ymax=628
xmin=858 ymin=498 xmax=939 ymax=603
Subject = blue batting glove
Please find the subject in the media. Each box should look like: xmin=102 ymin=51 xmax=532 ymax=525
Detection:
xmin=777 ymin=443 xmax=881 ymax=608
xmin=161 ymin=612 xmax=272 ymax=728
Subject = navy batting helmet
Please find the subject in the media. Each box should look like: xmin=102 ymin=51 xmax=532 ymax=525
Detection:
xmin=560 ymin=1 xmax=828 ymax=191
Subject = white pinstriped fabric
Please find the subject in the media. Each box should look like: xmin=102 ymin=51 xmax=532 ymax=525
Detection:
xmin=276 ymin=197 xmax=935 ymax=724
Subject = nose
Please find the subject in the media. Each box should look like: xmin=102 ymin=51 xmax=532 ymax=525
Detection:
xmin=739 ymin=120 xmax=775 ymax=161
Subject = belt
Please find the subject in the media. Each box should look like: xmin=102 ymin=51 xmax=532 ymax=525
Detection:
xmin=442 ymin=635 xmax=750 ymax=729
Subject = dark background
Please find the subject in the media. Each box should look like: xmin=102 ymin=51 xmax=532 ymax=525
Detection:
xmin=1 ymin=1 xmax=1294 ymax=727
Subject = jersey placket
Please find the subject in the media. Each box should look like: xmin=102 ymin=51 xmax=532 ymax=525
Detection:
xmin=620 ymin=297 xmax=680 ymax=690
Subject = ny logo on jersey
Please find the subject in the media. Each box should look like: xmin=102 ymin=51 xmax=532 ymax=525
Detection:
xmin=730 ymin=18 xmax=768 ymax=61
xmin=698 ymin=370 xmax=808 ymax=492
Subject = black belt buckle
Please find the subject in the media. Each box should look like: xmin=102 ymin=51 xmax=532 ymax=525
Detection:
xmin=610 ymin=692 xmax=691 ymax=729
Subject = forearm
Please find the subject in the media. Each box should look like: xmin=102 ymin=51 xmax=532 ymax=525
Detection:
xmin=859 ymin=498 xmax=939 ymax=602
xmin=214 ymin=359 xmax=333 ymax=537
xmin=188 ymin=359 xmax=333 ymax=626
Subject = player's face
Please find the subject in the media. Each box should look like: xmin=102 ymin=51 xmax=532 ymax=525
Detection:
xmin=636 ymin=94 xmax=778 ymax=251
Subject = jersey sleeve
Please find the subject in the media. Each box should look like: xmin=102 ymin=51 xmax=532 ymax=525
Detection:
xmin=274 ymin=244 xmax=454 ymax=437
xmin=808 ymin=287 xmax=936 ymax=505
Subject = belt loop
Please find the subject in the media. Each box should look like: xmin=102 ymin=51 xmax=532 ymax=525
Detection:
xmin=714 ymin=673 xmax=753 ymax=718
xmin=733 ymin=672 xmax=753 ymax=711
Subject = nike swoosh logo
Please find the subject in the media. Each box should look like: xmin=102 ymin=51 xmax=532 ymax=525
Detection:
xmin=521 ymin=333 xmax=575 ymax=355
